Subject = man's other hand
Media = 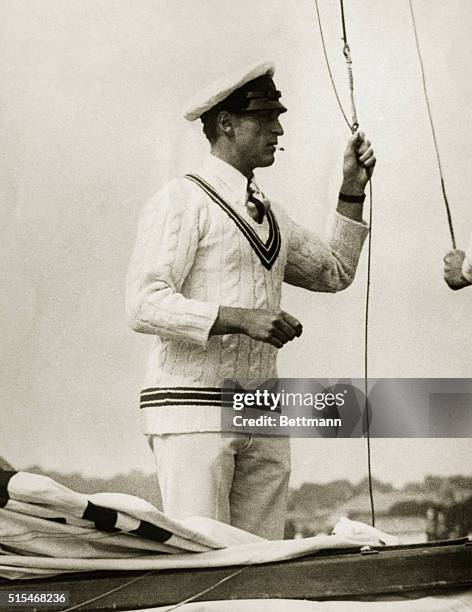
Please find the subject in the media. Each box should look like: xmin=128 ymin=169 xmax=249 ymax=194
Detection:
xmin=341 ymin=130 xmax=376 ymax=195
xmin=212 ymin=306 xmax=302 ymax=349
xmin=239 ymin=308 xmax=303 ymax=348
xmin=443 ymin=249 xmax=472 ymax=290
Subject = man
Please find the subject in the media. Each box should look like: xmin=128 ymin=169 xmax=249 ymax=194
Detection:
xmin=126 ymin=61 xmax=375 ymax=539
xmin=443 ymin=236 xmax=472 ymax=290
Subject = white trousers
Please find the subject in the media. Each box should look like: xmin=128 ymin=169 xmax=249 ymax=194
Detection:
xmin=149 ymin=433 xmax=291 ymax=540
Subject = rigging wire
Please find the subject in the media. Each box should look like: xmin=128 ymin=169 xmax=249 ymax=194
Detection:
xmin=408 ymin=0 xmax=456 ymax=248
xmin=60 ymin=565 xmax=248 ymax=612
xmin=340 ymin=0 xmax=359 ymax=130
xmin=61 ymin=570 xmax=156 ymax=612
xmin=162 ymin=566 xmax=249 ymax=611
xmin=314 ymin=0 xmax=376 ymax=527
xmin=364 ymin=179 xmax=375 ymax=528
xmin=339 ymin=0 xmax=348 ymax=43
xmin=314 ymin=0 xmax=351 ymax=130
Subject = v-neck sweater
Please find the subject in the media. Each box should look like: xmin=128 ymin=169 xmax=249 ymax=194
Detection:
xmin=126 ymin=155 xmax=369 ymax=434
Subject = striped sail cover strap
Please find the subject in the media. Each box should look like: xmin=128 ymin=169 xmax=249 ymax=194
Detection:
xmin=184 ymin=173 xmax=281 ymax=270
xmin=0 ymin=470 xmax=173 ymax=542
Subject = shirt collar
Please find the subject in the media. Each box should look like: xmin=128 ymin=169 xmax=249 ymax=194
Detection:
xmin=198 ymin=154 xmax=249 ymax=208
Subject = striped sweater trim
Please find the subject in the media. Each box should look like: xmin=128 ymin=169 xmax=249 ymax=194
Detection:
xmin=140 ymin=387 xmax=234 ymax=409
xmin=184 ymin=173 xmax=281 ymax=270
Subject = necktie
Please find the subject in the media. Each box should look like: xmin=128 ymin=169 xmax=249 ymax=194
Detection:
xmin=246 ymin=178 xmax=270 ymax=224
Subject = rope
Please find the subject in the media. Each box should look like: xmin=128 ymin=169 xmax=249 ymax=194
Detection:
xmin=60 ymin=565 xmax=247 ymax=611
xmin=314 ymin=0 xmax=351 ymax=130
xmin=314 ymin=0 xmax=375 ymax=527
xmin=408 ymin=0 xmax=456 ymax=248
xmin=340 ymin=0 xmax=359 ymax=131
xmin=162 ymin=566 xmax=249 ymax=611
xmin=339 ymin=0 xmax=348 ymax=43
xmin=61 ymin=570 xmax=156 ymax=612
xmin=364 ymin=179 xmax=375 ymax=527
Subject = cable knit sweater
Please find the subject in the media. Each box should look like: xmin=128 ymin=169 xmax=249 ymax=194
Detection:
xmin=126 ymin=155 xmax=369 ymax=434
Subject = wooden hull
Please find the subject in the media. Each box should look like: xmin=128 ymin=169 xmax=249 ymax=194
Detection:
xmin=1 ymin=539 xmax=471 ymax=611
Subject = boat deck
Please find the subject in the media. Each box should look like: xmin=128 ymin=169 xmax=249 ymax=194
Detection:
xmin=1 ymin=538 xmax=471 ymax=611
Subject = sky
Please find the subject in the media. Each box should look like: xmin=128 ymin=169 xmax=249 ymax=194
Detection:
xmin=1 ymin=0 xmax=471 ymax=490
